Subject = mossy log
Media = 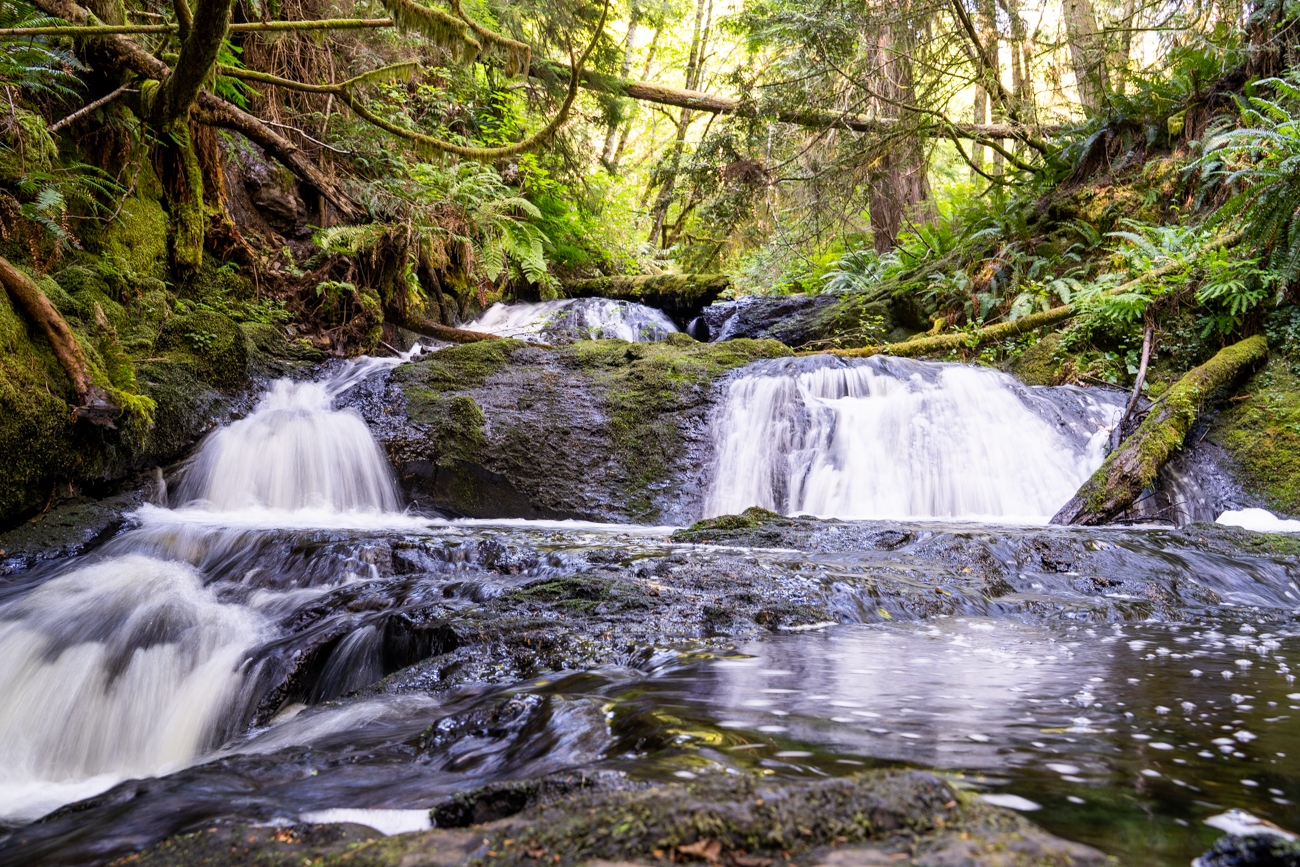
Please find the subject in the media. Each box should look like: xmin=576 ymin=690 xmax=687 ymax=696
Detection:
xmin=826 ymin=305 xmax=1076 ymax=359
xmin=562 ymin=273 xmax=730 ymax=327
xmin=399 ymin=312 xmax=502 ymax=344
xmin=0 ymin=256 xmax=118 ymax=426
xmin=1051 ymin=335 xmax=1269 ymax=526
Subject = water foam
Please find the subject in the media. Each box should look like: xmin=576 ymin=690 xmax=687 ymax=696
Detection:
xmin=705 ymin=355 xmax=1122 ymax=522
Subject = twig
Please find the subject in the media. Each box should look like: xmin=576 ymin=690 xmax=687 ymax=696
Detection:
xmin=49 ymin=84 xmax=134 ymax=132
xmin=1109 ymin=322 xmax=1154 ymax=453
xmin=262 ymin=119 xmax=352 ymax=154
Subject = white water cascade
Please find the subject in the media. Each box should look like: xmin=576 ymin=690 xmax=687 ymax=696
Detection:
xmin=704 ymin=355 xmax=1124 ymax=523
xmin=469 ymin=298 xmax=678 ymax=343
xmin=0 ymin=355 xmax=412 ymax=823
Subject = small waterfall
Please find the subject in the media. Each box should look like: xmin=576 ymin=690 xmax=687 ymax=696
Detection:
xmin=0 ymin=354 xmax=411 ymax=823
xmin=175 ymin=379 xmax=402 ymax=513
xmin=469 ymin=298 xmax=678 ymax=343
xmin=704 ymin=355 xmax=1123 ymax=523
xmin=0 ymin=554 xmax=263 ymax=822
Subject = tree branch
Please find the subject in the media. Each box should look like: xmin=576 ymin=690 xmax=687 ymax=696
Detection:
xmin=0 ymin=17 xmax=396 ymax=35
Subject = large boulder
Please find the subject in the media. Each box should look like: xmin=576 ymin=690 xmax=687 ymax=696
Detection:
xmin=368 ymin=334 xmax=792 ymax=523
xmin=690 ymin=292 xmax=895 ymax=348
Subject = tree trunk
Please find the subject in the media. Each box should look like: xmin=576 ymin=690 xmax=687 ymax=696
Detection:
xmin=866 ymin=24 xmax=934 ymax=253
xmin=825 ymin=305 xmax=1075 ymax=359
xmin=1051 ymin=336 xmax=1269 ymax=526
xmin=601 ymin=9 xmax=638 ymax=170
xmin=646 ymin=0 xmax=711 ymax=246
xmin=1063 ymin=0 xmax=1109 ymax=115
xmin=0 ymin=256 xmax=118 ymax=426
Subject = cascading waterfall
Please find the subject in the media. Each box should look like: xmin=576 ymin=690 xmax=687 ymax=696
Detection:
xmin=704 ymin=355 xmax=1124 ymax=523
xmin=0 ymin=354 xmax=412 ymax=823
xmin=468 ymin=298 xmax=678 ymax=343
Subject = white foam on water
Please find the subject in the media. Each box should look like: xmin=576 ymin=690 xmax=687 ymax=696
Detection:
xmin=705 ymin=356 xmax=1122 ymax=522
xmin=299 ymin=808 xmax=433 ymax=836
xmin=1217 ymin=508 xmax=1300 ymax=533
xmin=980 ymin=793 xmax=1042 ymax=811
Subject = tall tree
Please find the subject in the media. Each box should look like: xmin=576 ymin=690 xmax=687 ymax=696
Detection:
xmin=1063 ymin=0 xmax=1109 ymax=115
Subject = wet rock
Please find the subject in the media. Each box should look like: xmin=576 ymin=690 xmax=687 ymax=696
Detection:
xmin=1194 ymin=835 xmax=1300 ymax=866
xmin=109 ymin=771 xmax=1110 ymax=867
xmin=691 ymin=294 xmax=895 ymax=348
xmin=0 ymin=492 xmax=141 ymax=576
xmin=371 ymin=336 xmax=791 ymax=523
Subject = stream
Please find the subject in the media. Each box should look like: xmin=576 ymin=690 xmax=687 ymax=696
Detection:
xmin=0 ymin=319 xmax=1297 ymax=867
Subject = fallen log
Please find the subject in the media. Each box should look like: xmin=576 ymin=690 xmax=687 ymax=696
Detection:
xmin=562 ymin=274 xmax=730 ymax=328
xmin=823 ymin=305 xmax=1075 ymax=359
xmin=1051 ymin=335 xmax=1269 ymax=526
xmin=0 ymin=256 xmax=118 ymax=426
xmin=397 ymin=313 xmax=501 ymax=344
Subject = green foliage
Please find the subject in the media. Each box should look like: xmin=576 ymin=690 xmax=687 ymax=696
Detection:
xmin=1199 ymin=77 xmax=1300 ymax=283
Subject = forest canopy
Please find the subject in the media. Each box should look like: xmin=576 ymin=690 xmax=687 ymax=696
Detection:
xmin=0 ymin=0 xmax=1298 ymax=396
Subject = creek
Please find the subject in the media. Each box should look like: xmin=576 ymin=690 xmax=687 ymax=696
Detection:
xmin=0 ymin=329 xmax=1296 ymax=867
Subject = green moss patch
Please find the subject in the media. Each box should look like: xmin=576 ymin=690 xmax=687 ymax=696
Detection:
xmin=154 ymin=310 xmax=249 ymax=389
xmin=1209 ymin=359 xmax=1300 ymax=515
xmin=393 ymin=338 xmax=523 ymax=393
xmin=568 ymin=335 xmax=791 ymax=519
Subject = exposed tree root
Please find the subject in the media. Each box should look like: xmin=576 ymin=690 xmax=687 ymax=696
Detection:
xmin=0 ymin=256 xmax=118 ymax=426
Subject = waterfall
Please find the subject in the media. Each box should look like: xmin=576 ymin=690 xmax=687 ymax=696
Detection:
xmin=468 ymin=298 xmax=678 ymax=343
xmin=175 ymin=379 xmax=402 ymax=513
xmin=704 ymin=355 xmax=1123 ymax=523
xmin=0 ymin=355 xmax=409 ymax=823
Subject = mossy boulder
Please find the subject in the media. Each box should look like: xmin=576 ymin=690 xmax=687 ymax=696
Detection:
xmin=1008 ymin=331 xmax=1067 ymax=386
xmin=1209 ymin=359 xmax=1300 ymax=515
xmin=381 ymin=334 xmax=791 ymax=522
xmin=0 ymin=288 xmax=79 ymax=523
xmin=154 ymin=310 xmax=249 ymax=389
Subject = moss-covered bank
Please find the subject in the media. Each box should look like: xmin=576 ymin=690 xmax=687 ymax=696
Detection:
xmin=381 ymin=334 xmax=792 ymax=522
xmin=1209 ymin=359 xmax=1300 ymax=515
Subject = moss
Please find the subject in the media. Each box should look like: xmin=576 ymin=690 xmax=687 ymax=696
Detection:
xmin=404 ymin=389 xmax=486 ymax=466
xmin=568 ymin=335 xmax=791 ymax=519
xmin=154 ymin=310 xmax=249 ymax=389
xmin=392 ymin=338 xmax=524 ymax=393
xmin=0 ymin=288 xmax=78 ymax=526
xmin=1209 ymin=360 xmax=1300 ymax=514
xmin=1008 ymin=332 xmax=1067 ymax=386
xmin=101 ymin=190 xmax=170 ymax=281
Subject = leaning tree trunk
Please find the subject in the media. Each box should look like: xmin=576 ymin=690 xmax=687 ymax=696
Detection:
xmin=0 ymin=256 xmax=118 ymax=426
xmin=1051 ymin=335 xmax=1269 ymax=526
xmin=562 ymin=273 xmax=730 ymax=327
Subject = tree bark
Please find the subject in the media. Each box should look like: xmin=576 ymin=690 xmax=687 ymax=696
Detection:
xmin=152 ymin=0 xmax=231 ymax=123
xmin=866 ymin=24 xmax=934 ymax=252
xmin=1063 ymin=0 xmax=1109 ymax=115
xmin=1051 ymin=335 xmax=1269 ymax=526
xmin=395 ymin=312 xmax=502 ymax=344
xmin=0 ymin=256 xmax=118 ymax=426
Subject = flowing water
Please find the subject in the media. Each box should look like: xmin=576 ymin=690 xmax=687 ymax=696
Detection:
xmin=706 ymin=355 xmax=1123 ymax=522
xmin=0 ymin=347 xmax=1296 ymax=867
xmin=468 ymin=298 xmax=678 ymax=343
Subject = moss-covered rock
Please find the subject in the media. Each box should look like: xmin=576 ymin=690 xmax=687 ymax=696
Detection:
xmin=0 ymin=288 xmax=79 ymax=522
xmin=1008 ymin=332 xmax=1067 ymax=386
xmin=1209 ymin=359 xmax=1300 ymax=515
xmin=113 ymin=771 xmax=1109 ymax=867
xmin=381 ymin=335 xmax=791 ymax=522
xmin=154 ymin=310 xmax=249 ymax=389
